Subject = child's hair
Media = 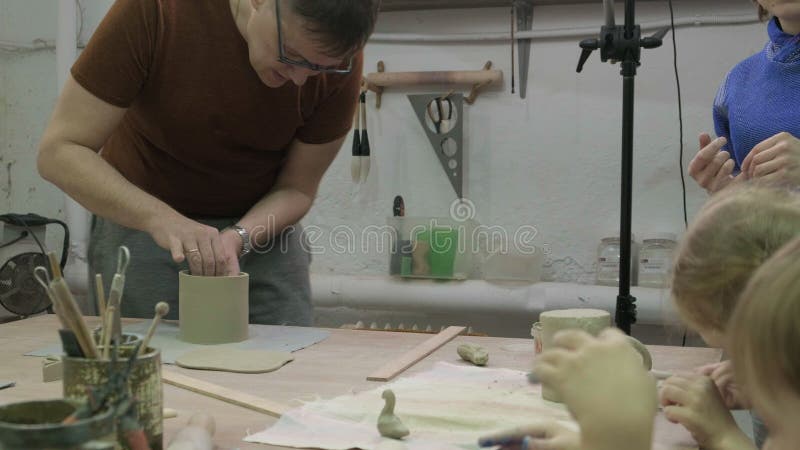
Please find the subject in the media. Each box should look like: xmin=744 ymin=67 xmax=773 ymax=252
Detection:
xmin=729 ymin=235 xmax=800 ymax=405
xmin=670 ymin=183 xmax=800 ymax=334
xmin=753 ymin=1 xmax=769 ymax=21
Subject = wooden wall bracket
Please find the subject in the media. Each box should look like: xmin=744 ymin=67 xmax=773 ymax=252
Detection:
xmin=365 ymin=60 xmax=501 ymax=109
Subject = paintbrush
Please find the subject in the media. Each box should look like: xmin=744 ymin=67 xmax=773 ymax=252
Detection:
xmin=47 ymin=252 xmax=99 ymax=358
xmin=359 ymin=91 xmax=371 ymax=184
xmin=350 ymin=91 xmax=362 ymax=183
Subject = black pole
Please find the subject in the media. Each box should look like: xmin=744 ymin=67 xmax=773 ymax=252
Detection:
xmin=615 ymin=0 xmax=638 ymax=335
xmin=617 ymin=70 xmax=636 ymax=335
xmin=577 ymin=0 xmax=670 ymax=335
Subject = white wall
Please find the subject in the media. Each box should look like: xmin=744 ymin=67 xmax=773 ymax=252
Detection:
xmin=1 ymin=0 xmax=765 ymax=284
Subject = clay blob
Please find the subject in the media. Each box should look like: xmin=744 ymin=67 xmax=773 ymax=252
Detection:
xmin=457 ymin=343 xmax=489 ymax=366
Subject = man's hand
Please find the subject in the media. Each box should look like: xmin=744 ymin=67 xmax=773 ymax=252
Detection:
xmin=741 ymin=132 xmax=800 ymax=185
xmin=533 ymin=328 xmax=657 ymax=450
xmin=688 ymin=133 xmax=737 ymax=194
xmin=478 ymin=420 xmax=580 ymax=450
xmin=696 ymin=361 xmax=751 ymax=410
xmin=147 ymin=213 xmax=239 ymax=276
xmin=660 ymin=374 xmax=755 ymax=450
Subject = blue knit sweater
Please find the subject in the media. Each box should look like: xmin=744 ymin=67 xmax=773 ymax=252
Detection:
xmin=713 ymin=18 xmax=800 ymax=172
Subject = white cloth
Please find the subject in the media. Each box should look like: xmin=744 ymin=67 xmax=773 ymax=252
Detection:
xmin=245 ymin=362 xmax=576 ymax=450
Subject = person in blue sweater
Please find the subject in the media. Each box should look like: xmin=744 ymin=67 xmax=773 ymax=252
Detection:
xmin=689 ymin=0 xmax=800 ymax=193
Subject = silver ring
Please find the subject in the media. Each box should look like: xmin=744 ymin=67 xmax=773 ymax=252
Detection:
xmin=186 ymin=248 xmax=200 ymax=253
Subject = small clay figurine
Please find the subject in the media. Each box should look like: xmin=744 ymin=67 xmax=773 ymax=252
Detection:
xmin=457 ymin=343 xmax=489 ymax=366
xmin=377 ymin=389 xmax=410 ymax=439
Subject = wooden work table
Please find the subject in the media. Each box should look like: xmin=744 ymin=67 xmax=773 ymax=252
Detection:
xmin=0 ymin=315 xmax=721 ymax=449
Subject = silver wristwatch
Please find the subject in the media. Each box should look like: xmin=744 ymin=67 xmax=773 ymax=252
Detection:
xmin=227 ymin=225 xmax=251 ymax=258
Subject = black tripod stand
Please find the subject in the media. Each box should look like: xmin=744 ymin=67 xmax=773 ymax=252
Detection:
xmin=576 ymin=0 xmax=670 ymax=334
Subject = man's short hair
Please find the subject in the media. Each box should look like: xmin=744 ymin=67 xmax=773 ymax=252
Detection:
xmin=291 ymin=0 xmax=379 ymax=57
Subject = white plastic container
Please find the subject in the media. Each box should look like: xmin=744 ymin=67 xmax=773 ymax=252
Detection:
xmin=596 ymin=233 xmax=638 ymax=287
xmin=638 ymin=232 xmax=678 ymax=288
xmin=483 ymin=247 xmax=544 ymax=283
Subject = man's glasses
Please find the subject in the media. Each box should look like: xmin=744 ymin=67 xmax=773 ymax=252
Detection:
xmin=275 ymin=0 xmax=354 ymax=74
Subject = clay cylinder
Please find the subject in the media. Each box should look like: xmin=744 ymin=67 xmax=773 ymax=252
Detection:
xmin=63 ymin=347 xmax=162 ymax=449
xmin=540 ymin=309 xmax=611 ymax=403
xmin=540 ymin=308 xmax=611 ymax=352
xmin=179 ymin=271 xmax=249 ymax=344
xmin=537 ymin=308 xmax=651 ymax=402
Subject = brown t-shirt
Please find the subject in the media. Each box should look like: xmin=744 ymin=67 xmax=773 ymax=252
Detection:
xmin=72 ymin=0 xmax=362 ymax=217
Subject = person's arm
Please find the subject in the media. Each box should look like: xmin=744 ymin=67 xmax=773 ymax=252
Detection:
xmin=234 ymin=136 xmax=347 ymax=250
xmin=38 ymin=75 xmax=173 ymax=235
xmin=689 ymin=74 xmax=744 ymax=194
xmin=38 ymin=76 xmax=235 ymax=276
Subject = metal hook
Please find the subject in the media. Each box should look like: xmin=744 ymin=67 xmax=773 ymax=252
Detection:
xmin=34 ymin=266 xmax=52 ymax=292
xmin=116 ymin=246 xmax=131 ymax=275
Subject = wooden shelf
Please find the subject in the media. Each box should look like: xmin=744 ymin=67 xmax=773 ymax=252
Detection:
xmin=380 ymin=0 xmax=659 ymax=11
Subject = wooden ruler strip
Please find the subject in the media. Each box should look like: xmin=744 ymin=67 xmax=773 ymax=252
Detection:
xmin=162 ymin=370 xmax=291 ymax=418
xmin=367 ymin=325 xmax=466 ymax=382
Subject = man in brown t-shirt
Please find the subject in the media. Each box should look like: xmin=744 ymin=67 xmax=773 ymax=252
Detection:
xmin=37 ymin=0 xmax=377 ymax=325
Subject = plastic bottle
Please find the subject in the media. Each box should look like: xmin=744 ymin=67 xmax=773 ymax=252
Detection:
xmin=596 ymin=233 xmax=638 ymax=287
xmin=638 ymin=232 xmax=678 ymax=288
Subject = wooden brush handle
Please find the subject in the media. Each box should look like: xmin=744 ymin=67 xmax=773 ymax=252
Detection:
xmin=50 ymin=279 xmax=99 ymax=359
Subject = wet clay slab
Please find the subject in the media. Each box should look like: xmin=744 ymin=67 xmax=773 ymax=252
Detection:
xmin=175 ymin=348 xmax=294 ymax=374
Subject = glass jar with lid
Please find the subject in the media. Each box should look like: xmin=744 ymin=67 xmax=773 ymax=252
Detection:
xmin=638 ymin=232 xmax=678 ymax=288
xmin=596 ymin=232 xmax=638 ymax=287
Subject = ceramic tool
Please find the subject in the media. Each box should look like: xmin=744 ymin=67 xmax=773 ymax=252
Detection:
xmin=102 ymin=305 xmax=115 ymax=359
xmin=139 ymin=302 xmax=169 ymax=356
xmin=350 ymin=93 xmax=362 ymax=183
xmin=47 ymin=252 xmax=99 ymax=358
xmin=359 ymin=91 xmax=371 ymax=183
xmin=107 ymin=246 xmax=131 ymax=344
xmin=33 ymin=266 xmax=69 ymax=330
xmin=94 ymin=273 xmax=106 ymax=319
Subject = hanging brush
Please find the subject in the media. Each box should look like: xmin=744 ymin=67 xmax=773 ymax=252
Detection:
xmin=351 ymin=91 xmax=362 ymax=183
xmin=359 ymin=91 xmax=371 ymax=184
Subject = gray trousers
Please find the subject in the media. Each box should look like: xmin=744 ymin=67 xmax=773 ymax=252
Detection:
xmin=87 ymin=216 xmax=312 ymax=326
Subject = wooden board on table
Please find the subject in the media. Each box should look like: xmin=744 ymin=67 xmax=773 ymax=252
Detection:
xmin=367 ymin=326 xmax=466 ymax=382
xmin=162 ymin=370 xmax=291 ymax=418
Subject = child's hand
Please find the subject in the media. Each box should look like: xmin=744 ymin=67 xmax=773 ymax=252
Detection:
xmin=689 ymin=133 xmax=736 ymax=193
xmin=660 ymin=374 xmax=755 ymax=450
xmin=742 ymin=132 xmax=800 ymax=185
xmin=696 ymin=361 xmax=752 ymax=410
xmin=478 ymin=420 xmax=580 ymax=450
xmin=533 ymin=328 xmax=657 ymax=450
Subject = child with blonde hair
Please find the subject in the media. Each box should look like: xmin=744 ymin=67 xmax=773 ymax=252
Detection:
xmin=728 ymin=236 xmax=800 ymax=450
xmin=662 ymin=183 xmax=800 ymax=449
xmin=481 ymin=183 xmax=800 ymax=450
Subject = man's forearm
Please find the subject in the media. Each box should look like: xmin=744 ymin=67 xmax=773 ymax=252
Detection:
xmin=38 ymin=142 xmax=176 ymax=233
xmin=237 ymin=187 xmax=314 ymax=247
